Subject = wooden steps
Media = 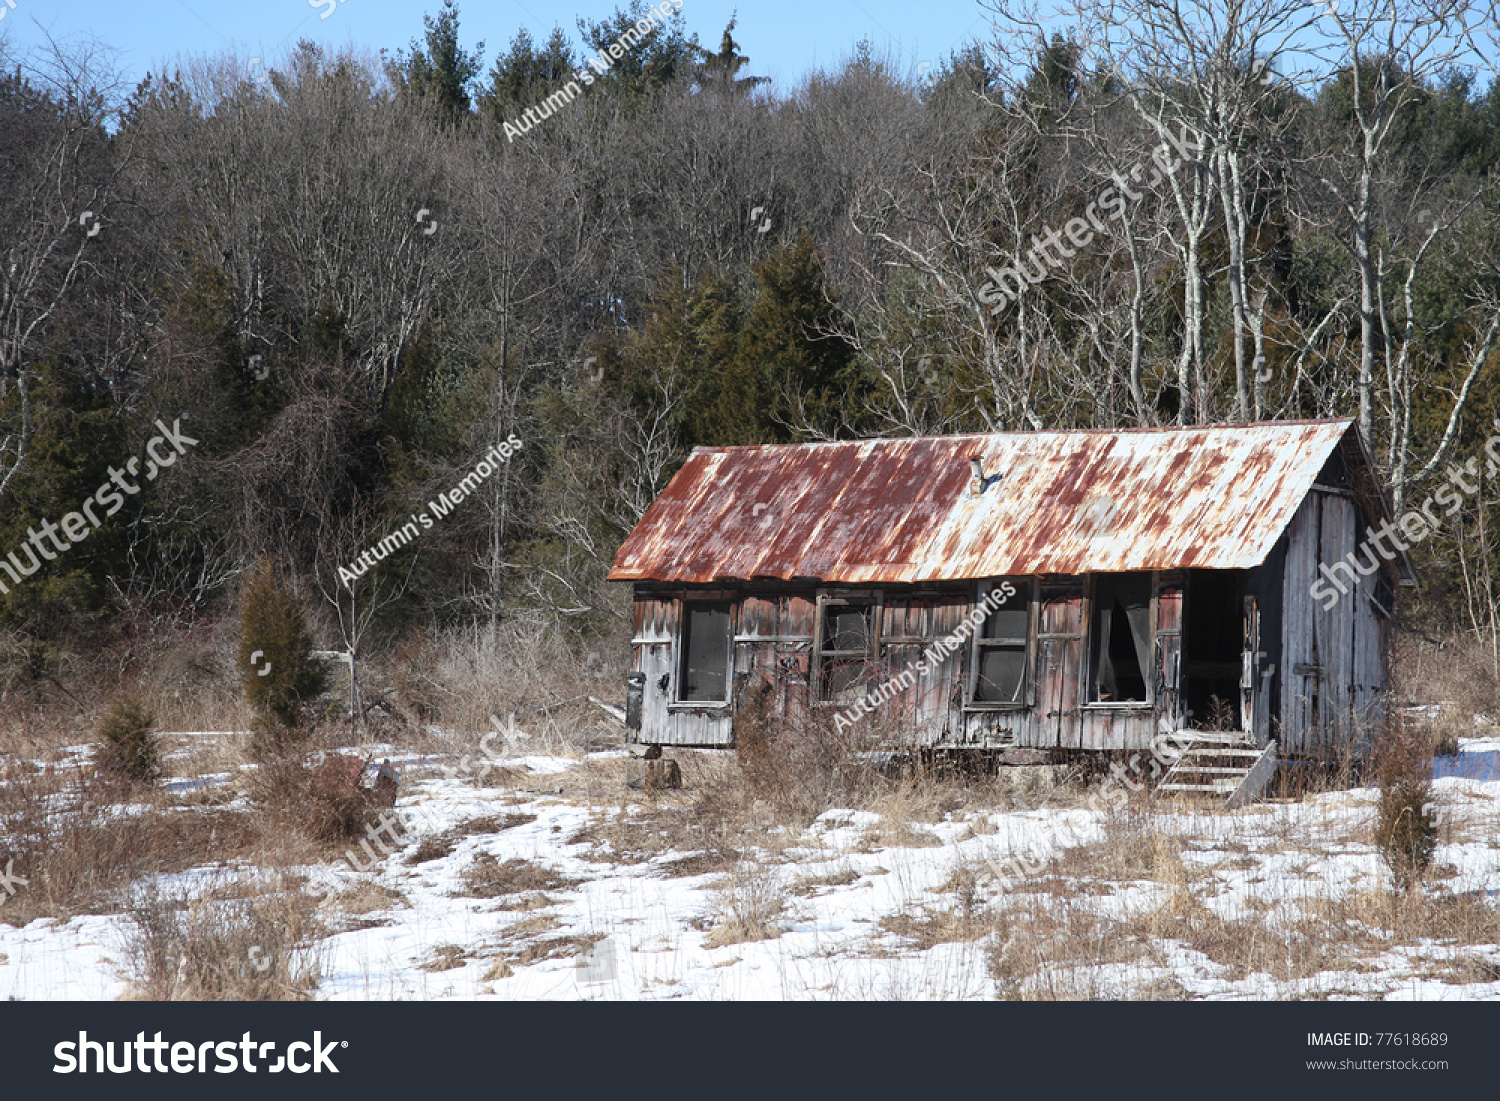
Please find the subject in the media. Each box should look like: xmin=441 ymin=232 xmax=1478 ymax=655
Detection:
xmin=1155 ymin=731 xmax=1278 ymax=809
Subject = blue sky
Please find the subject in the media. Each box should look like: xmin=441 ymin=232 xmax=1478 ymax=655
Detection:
xmin=0 ymin=0 xmax=1000 ymax=95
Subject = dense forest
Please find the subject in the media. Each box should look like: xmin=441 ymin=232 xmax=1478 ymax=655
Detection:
xmin=3 ymin=0 xmax=1499 ymax=710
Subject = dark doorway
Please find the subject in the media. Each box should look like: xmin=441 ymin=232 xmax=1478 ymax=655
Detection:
xmin=1183 ymin=570 xmax=1244 ymax=729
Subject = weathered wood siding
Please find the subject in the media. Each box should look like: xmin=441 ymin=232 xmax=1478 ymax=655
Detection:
xmin=731 ymin=591 xmax=817 ymax=736
xmin=1245 ymin=549 xmax=1284 ymax=747
xmin=1351 ymin=544 xmax=1389 ymax=754
xmin=1280 ymin=487 xmax=1393 ymax=758
xmin=1155 ymin=573 xmax=1185 ymax=730
xmin=1318 ymin=493 xmax=1357 ymax=756
xmin=629 ymin=590 xmax=735 ymax=747
xmin=630 ymin=514 xmax=1389 ymax=755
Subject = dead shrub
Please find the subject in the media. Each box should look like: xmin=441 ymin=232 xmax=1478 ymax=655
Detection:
xmin=391 ymin=626 xmax=443 ymax=724
xmin=122 ymin=876 xmax=323 ymax=1000
xmin=248 ymin=750 xmax=388 ymax=846
xmin=727 ymin=679 xmax=890 ymax=823
xmin=1427 ymin=708 xmax=1465 ymax=758
xmin=418 ymin=621 xmax=628 ymax=758
xmin=705 ymin=859 xmax=786 ymax=947
xmin=1372 ymin=715 xmax=1437 ymax=893
xmin=456 ymin=855 xmax=576 ymax=898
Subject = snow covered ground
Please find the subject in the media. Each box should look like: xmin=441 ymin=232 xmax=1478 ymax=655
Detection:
xmin=2 ymin=735 xmax=1498 ymax=1001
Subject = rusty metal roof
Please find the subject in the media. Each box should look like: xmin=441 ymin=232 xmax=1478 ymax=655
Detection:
xmin=608 ymin=418 xmax=1385 ymax=584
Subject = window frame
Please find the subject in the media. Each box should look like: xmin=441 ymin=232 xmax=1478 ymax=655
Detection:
xmin=672 ymin=597 xmax=735 ymax=708
xmin=1083 ymin=572 xmax=1156 ymax=709
xmin=967 ymin=577 xmax=1035 ymax=710
xmin=813 ymin=590 xmax=882 ymax=706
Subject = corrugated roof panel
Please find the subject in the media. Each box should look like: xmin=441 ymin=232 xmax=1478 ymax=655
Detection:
xmin=608 ymin=419 xmax=1366 ymax=583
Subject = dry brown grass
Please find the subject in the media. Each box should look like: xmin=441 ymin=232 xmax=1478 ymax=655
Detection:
xmin=704 ymin=859 xmax=786 ymax=947
xmin=329 ymin=881 xmax=409 ymax=916
xmin=987 ymin=891 xmax=1171 ymax=1000
xmin=405 ymin=836 xmax=457 ymax=864
xmin=879 ymin=906 xmax=986 ymax=949
xmin=858 ymin=819 xmax=944 ymax=851
xmin=401 ymin=621 xmax=630 ymax=761
xmin=969 ymin=785 xmax=1500 ymax=999
xmin=1395 ymin=629 xmax=1500 ymax=721
xmin=456 ymin=855 xmax=577 ymax=898
xmin=121 ymin=874 xmax=324 ymax=1000
xmin=568 ymin=790 xmax=748 ymax=872
xmin=420 ymin=944 xmax=476 ymax=972
xmin=1033 ymin=805 xmax=1190 ymax=888
xmin=790 ymin=867 xmax=862 ymax=896
xmin=0 ymin=761 xmax=264 ymax=926
xmin=481 ymin=957 xmax=514 ymax=981
xmin=403 ymin=812 xmax=538 ymax=866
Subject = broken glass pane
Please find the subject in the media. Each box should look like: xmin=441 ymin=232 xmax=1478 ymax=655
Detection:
xmin=824 ymin=604 xmax=871 ymax=651
xmin=975 ymin=644 xmax=1026 ymax=703
xmin=822 ymin=656 xmax=872 ymax=702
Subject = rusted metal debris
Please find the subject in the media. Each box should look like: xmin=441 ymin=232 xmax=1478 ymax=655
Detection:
xmin=610 ymin=419 xmax=1373 ymax=584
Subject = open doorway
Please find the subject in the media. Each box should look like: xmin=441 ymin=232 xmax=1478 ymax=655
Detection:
xmin=1183 ymin=570 xmax=1244 ymax=729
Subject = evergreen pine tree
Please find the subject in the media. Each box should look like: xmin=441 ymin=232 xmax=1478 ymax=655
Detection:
xmin=238 ymin=560 xmax=329 ymax=749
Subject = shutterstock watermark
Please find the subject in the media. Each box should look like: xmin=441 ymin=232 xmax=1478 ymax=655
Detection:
xmin=55 ymin=1032 xmax=344 ymax=1074
xmin=435 ymin=713 xmax=529 ymax=784
xmin=303 ymin=805 xmax=424 ymax=906
xmin=502 ymin=0 xmax=682 ymax=142
xmin=0 ymin=418 xmax=198 ymax=598
xmin=575 ymin=937 xmax=617 ymax=983
xmin=977 ymin=124 xmax=1202 ymax=316
xmin=0 ymin=857 xmax=28 ymax=910
xmin=984 ymin=715 xmax=1193 ymax=891
xmin=1311 ymin=417 xmax=1500 ymax=611
xmin=833 ymin=581 xmax=1018 ymax=732
xmin=339 ymin=434 xmax=521 ymax=586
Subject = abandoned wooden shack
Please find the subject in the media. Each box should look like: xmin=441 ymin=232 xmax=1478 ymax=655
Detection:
xmin=608 ymin=418 xmax=1414 ymax=776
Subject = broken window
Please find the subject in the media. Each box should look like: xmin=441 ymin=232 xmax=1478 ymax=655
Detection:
xmin=973 ymin=578 xmax=1030 ymax=705
xmin=880 ymin=592 xmax=941 ymax=693
xmin=818 ymin=598 xmax=876 ymax=703
xmin=678 ymin=601 xmax=731 ymax=703
xmin=1088 ymin=573 xmax=1151 ymax=704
